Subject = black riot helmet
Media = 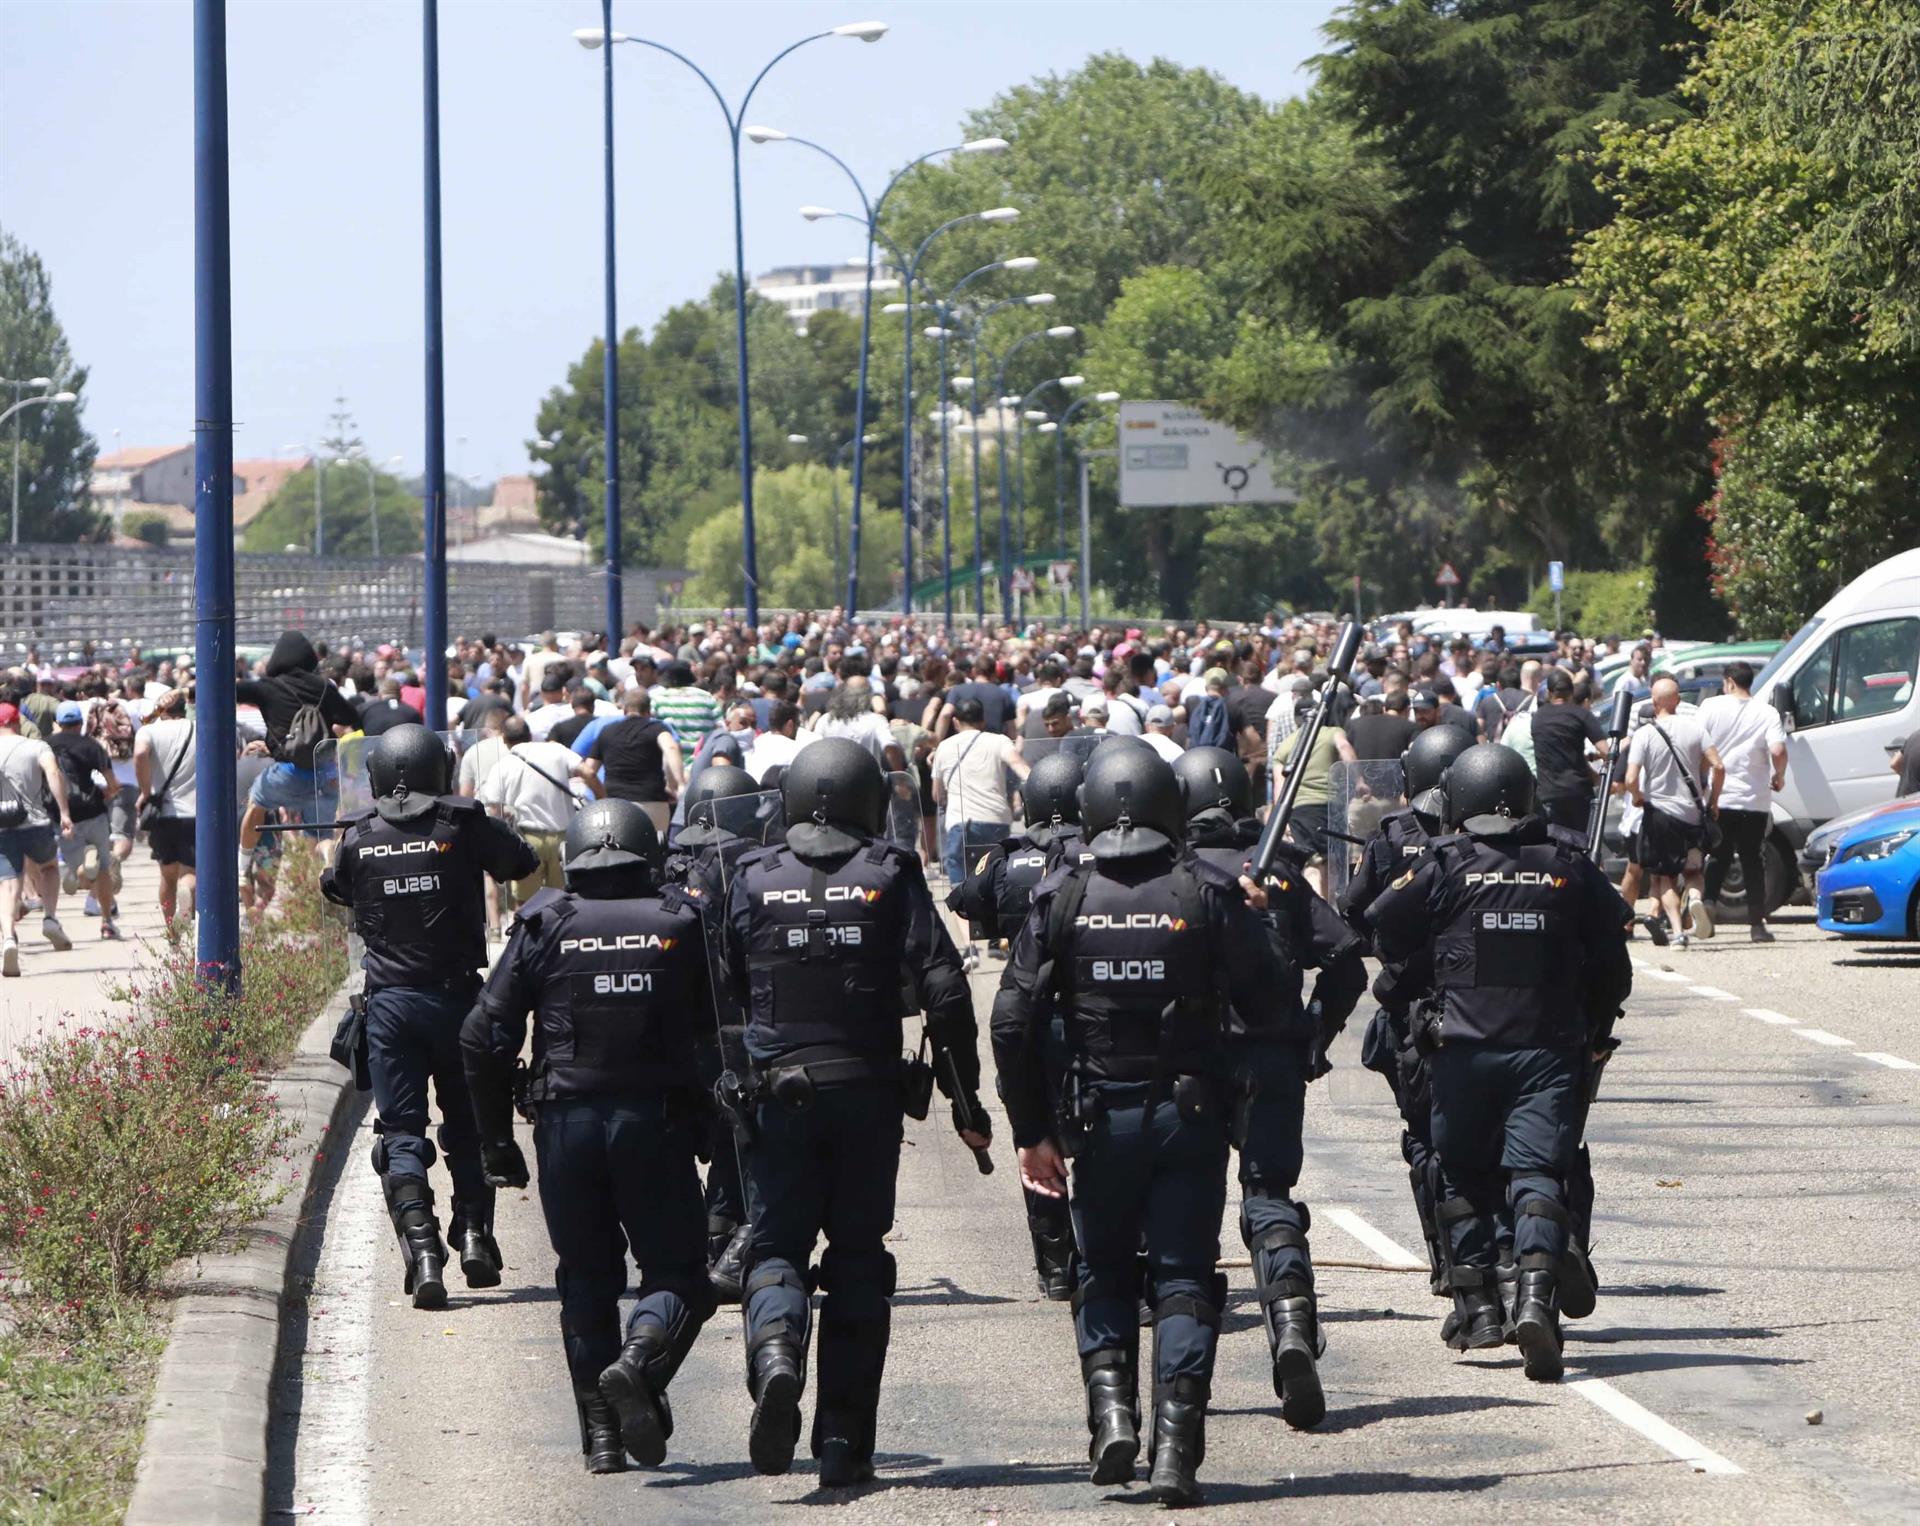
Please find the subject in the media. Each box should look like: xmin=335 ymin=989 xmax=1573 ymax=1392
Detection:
xmin=1443 ymin=744 xmax=1536 ymax=831
xmin=564 ymin=798 xmax=661 ymax=888
xmin=1403 ymin=725 xmax=1474 ymax=797
xmin=780 ymin=737 xmax=886 ymax=857
xmin=367 ymin=723 xmax=447 ymax=822
xmin=1023 ymin=752 xmax=1084 ymax=835
xmin=677 ymin=764 xmax=763 ymax=848
xmin=1079 ymin=743 xmax=1184 ymax=861
xmin=1173 ymin=746 xmax=1251 ymax=823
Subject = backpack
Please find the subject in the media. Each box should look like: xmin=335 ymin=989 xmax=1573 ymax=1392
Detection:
xmin=281 ymin=702 xmax=329 ymax=769
xmin=1186 ymin=692 xmax=1231 ymax=751
xmin=53 ymin=743 xmax=103 ymax=816
xmin=86 ymin=698 xmax=135 ymax=761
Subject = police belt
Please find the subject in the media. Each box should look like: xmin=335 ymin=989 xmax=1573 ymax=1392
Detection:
xmin=753 ymin=1048 xmax=904 ymax=1108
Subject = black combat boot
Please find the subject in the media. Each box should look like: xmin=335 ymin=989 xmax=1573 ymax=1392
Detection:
xmin=1511 ymin=1263 xmax=1563 ymax=1382
xmin=814 ymin=1408 xmax=877 ymax=1489
xmin=575 ymin=1384 xmax=626 ymax=1474
xmin=1268 ymin=1292 xmax=1327 ymax=1431
xmin=448 ymin=1206 xmax=502 ymax=1290
xmin=1449 ymin=1269 xmax=1506 ymax=1351
xmin=1081 ymin=1349 xmax=1139 ymax=1485
xmin=1145 ymin=1376 xmax=1207 ymax=1507
xmin=708 ymin=1221 xmax=750 ymax=1305
xmin=746 ymin=1331 xmax=805 ymax=1477
xmin=383 ymin=1175 xmax=447 ymax=1310
xmin=1495 ymin=1257 xmax=1520 ymax=1342
xmin=599 ymin=1330 xmax=676 ymax=1467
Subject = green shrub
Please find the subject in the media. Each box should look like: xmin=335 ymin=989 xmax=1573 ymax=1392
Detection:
xmin=1526 ymin=567 xmax=1653 ymax=637
xmin=0 ymin=839 xmax=347 ymax=1325
xmin=120 ymin=509 xmax=171 ymax=547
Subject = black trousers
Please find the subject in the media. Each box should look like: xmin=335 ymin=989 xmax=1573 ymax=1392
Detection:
xmin=1704 ymin=807 xmax=1770 ymax=907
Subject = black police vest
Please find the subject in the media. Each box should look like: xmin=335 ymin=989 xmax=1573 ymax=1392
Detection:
xmin=345 ymin=800 xmax=489 ymax=987
xmin=1052 ymin=862 xmax=1216 ymax=1080
xmin=997 ymin=837 xmax=1054 ymax=927
xmin=1191 ymin=838 xmax=1309 ymax=1037
xmin=526 ymin=890 xmax=705 ymax=1099
xmin=740 ymin=842 xmax=910 ymax=1060
xmin=1430 ymin=833 xmax=1586 ymax=1048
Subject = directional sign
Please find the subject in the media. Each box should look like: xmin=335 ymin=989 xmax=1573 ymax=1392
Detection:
xmin=1548 ymin=560 xmax=1565 ymax=593
xmin=1117 ymin=401 xmax=1295 ymax=509
xmin=1011 ymin=568 xmax=1036 ymax=594
xmin=1048 ymin=560 xmax=1075 ymax=588
xmin=1435 ymin=562 xmax=1461 ymax=588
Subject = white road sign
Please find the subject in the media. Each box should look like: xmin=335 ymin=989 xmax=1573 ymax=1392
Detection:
xmin=1047 ymin=560 xmax=1075 ymax=588
xmin=1117 ymin=401 xmax=1293 ymax=509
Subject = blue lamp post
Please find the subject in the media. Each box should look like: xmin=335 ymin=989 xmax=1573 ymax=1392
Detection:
xmin=1052 ymin=389 xmax=1121 ymax=622
xmin=948 ymin=291 xmax=1049 ymax=618
xmin=571 ymin=2 xmax=623 ymax=644
xmin=573 ymin=19 xmax=890 ymax=630
xmin=975 ymin=309 xmax=1075 ymax=615
xmin=423 ymin=0 xmax=448 ymax=730
xmin=1010 ymin=374 xmax=1084 ymax=610
xmin=757 ymin=133 xmax=1011 ymax=614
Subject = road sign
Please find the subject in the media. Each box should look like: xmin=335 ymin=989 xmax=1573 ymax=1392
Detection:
xmin=1548 ymin=560 xmax=1565 ymax=593
xmin=1435 ymin=562 xmax=1461 ymax=588
xmin=1011 ymin=568 xmax=1035 ymax=594
xmin=1047 ymin=560 xmax=1075 ymax=588
xmin=1117 ymin=401 xmax=1295 ymax=509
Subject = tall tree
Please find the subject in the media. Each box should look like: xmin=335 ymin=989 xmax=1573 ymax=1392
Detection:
xmin=0 ymin=230 xmax=102 ymax=543
xmin=242 ymin=461 xmax=422 ymax=557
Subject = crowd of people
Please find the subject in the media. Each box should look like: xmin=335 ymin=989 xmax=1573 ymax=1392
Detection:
xmin=0 ymin=608 xmax=1806 ymax=980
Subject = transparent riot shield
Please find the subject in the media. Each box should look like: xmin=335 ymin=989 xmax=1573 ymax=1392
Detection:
xmin=884 ymin=768 xmax=921 ymax=855
xmin=1328 ymin=758 xmax=1407 ymax=901
xmin=1014 ymin=733 xmax=1101 ymax=770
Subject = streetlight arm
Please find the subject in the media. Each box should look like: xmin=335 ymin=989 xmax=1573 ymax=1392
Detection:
xmin=873 ymin=142 xmax=988 ymax=225
xmin=739 ymin=30 xmax=838 ymax=127
xmin=0 ymin=396 xmax=68 ymax=428
xmin=616 ymin=36 xmax=735 ymax=125
xmin=910 ymin=211 xmax=995 ymax=276
xmin=781 ymin=134 xmax=874 ymax=222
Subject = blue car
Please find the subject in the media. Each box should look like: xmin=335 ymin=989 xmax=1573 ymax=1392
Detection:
xmin=1816 ymin=798 xmax=1920 ymax=938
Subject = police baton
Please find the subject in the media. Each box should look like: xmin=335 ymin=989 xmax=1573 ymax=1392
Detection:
xmin=1250 ymin=620 xmax=1363 ymax=884
xmin=937 ymin=1046 xmax=995 ymax=1175
xmin=1586 ymin=686 xmax=1634 ymax=863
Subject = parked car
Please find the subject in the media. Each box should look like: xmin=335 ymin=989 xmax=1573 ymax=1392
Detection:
xmin=1815 ymin=797 xmax=1920 ymax=938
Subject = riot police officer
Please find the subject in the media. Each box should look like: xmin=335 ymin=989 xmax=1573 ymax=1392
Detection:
xmin=663 ymin=764 xmax=773 ymax=1303
xmin=993 ymin=745 xmax=1285 ymax=1506
xmin=461 ymin=799 xmax=717 ymax=1473
xmin=1338 ymin=726 xmax=1473 ymax=1327
xmin=726 ymin=738 xmax=987 ymax=1487
xmin=1173 ymin=746 xmax=1364 ymax=1428
xmin=949 ymin=749 xmax=1090 ymax=1301
xmin=321 ymin=724 xmax=537 ymax=1308
xmin=1367 ymin=746 xmax=1631 ymax=1381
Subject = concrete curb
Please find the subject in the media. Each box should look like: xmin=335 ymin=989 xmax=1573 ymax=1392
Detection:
xmin=125 ymin=985 xmax=363 ymax=1526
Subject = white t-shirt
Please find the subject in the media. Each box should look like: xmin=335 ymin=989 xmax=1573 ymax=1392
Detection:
xmin=1697 ymin=693 xmax=1786 ymax=812
xmin=810 ymin=710 xmax=896 ymax=766
xmin=744 ymin=730 xmax=806 ymax=783
xmin=525 ymin=701 xmax=575 ymax=742
xmin=931 ymin=728 xmax=1018 ymax=828
xmin=1627 ymin=713 xmax=1707 ymax=826
xmin=1103 ymin=692 xmax=1146 ymax=736
xmin=140 ymin=718 xmax=199 ymax=818
xmin=477 ymin=741 xmax=582 ymax=833
xmin=1142 ymin=731 xmax=1184 ymax=764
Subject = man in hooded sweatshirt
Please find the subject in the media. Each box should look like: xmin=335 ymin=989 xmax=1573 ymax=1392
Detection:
xmin=238 ymin=630 xmax=360 ymax=853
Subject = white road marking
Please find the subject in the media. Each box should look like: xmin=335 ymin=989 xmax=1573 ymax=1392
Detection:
xmin=1321 ymin=1206 xmax=1425 ymax=1269
xmin=1326 ymin=1209 xmax=1743 ymax=1476
xmin=1639 ymin=967 xmax=1693 ymax=984
xmin=1569 ymin=1379 xmax=1743 ymax=1475
xmin=1687 ymin=985 xmax=1739 ymax=1002
xmin=1793 ymin=1028 xmax=1855 ymax=1048
xmin=1859 ymin=1052 xmax=1920 ymax=1070
xmin=1743 ymin=1007 xmax=1797 ymax=1026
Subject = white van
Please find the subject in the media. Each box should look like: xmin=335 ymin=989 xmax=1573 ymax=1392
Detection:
xmin=1756 ymin=547 xmax=1920 ymax=843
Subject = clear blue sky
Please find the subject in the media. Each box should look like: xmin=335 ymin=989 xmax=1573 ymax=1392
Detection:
xmin=1 ymin=0 xmax=1337 ymax=484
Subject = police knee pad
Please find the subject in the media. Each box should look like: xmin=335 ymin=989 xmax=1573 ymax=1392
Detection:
xmin=744 ymin=1264 xmax=809 ymax=1307
xmin=817 ymin=1247 xmax=897 ymax=1300
xmin=1151 ymin=1290 xmax=1221 ymax=1333
xmin=370 ymin=1125 xmax=435 ymax=1175
xmin=435 ymin=1117 xmax=474 ymax=1156
xmin=642 ymin=1270 xmax=720 ymax=1326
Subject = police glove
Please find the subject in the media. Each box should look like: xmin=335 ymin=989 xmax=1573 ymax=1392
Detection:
xmin=482 ymin=1139 xmax=530 ymax=1190
xmin=1307 ymin=1036 xmax=1334 ymax=1083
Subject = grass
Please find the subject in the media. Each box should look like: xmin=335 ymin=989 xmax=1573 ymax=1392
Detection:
xmin=0 ymin=1309 xmax=164 ymax=1523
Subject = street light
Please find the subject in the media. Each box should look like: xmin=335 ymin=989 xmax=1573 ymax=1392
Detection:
xmin=354 ymin=452 xmax=403 ymax=558
xmin=968 ymin=320 xmax=1079 ymax=614
xmin=1 ymin=386 xmax=78 ymax=545
xmin=576 ymin=19 xmax=889 ymax=628
xmin=1054 ymin=390 xmax=1122 ymax=625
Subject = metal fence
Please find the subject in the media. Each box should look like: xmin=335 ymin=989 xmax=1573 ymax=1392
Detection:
xmin=0 ymin=544 xmax=672 ymax=661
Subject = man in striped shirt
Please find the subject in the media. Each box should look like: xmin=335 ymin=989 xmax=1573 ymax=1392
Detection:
xmin=653 ymin=662 xmax=722 ymax=769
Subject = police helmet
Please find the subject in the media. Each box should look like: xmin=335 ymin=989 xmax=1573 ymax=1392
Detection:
xmin=1172 ymin=746 xmax=1251 ymax=822
xmin=367 ymin=723 xmax=447 ymax=822
xmin=780 ymin=737 xmax=886 ymax=856
xmin=677 ymin=764 xmax=763 ymax=848
xmin=1402 ymin=725 xmax=1474 ymax=797
xmin=564 ymin=798 xmax=661 ymax=886
xmin=1079 ymin=743 xmax=1184 ymax=861
xmin=1442 ymin=744 xmax=1535 ymax=830
xmin=1023 ymin=752 xmax=1084 ymax=832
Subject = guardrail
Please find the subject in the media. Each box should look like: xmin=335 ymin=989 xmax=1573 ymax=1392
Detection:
xmin=1 ymin=545 xmax=672 ymax=661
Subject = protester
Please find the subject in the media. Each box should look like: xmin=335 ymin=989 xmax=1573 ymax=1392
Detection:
xmin=1624 ymin=676 xmax=1713 ymax=948
xmin=1700 ymin=661 xmax=1788 ymax=941
xmin=48 ymin=701 xmax=121 ymax=940
xmin=477 ymin=716 xmax=596 ymax=903
xmin=579 ymin=689 xmax=682 ymax=834
xmin=133 ymin=684 xmax=197 ymax=934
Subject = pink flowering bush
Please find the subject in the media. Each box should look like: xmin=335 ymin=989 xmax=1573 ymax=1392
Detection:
xmin=0 ymin=840 xmax=347 ymax=1324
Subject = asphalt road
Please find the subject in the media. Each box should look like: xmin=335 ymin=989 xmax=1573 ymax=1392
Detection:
xmin=268 ymin=906 xmax=1920 ymax=1523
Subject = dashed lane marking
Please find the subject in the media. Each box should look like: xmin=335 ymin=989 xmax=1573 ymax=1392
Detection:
xmin=1569 ymin=1379 xmax=1744 ymax=1476
xmin=1858 ymin=1052 xmax=1920 ymax=1070
xmin=1687 ymin=985 xmax=1740 ymax=1002
xmin=1743 ymin=1007 xmax=1798 ymax=1025
xmin=1320 ymin=1207 xmax=1743 ymax=1476
xmin=1323 ymin=1206 xmax=1425 ymax=1268
xmin=1793 ymin=1028 xmax=1854 ymax=1047
xmin=1637 ymin=966 xmax=1693 ymax=984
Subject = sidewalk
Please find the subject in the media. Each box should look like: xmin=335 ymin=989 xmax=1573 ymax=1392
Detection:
xmin=0 ymin=854 xmax=177 ymax=1066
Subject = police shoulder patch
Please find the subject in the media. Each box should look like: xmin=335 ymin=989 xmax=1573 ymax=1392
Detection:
xmin=974 ymin=849 xmax=995 ymax=877
xmin=1390 ymin=868 xmax=1417 ymax=891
